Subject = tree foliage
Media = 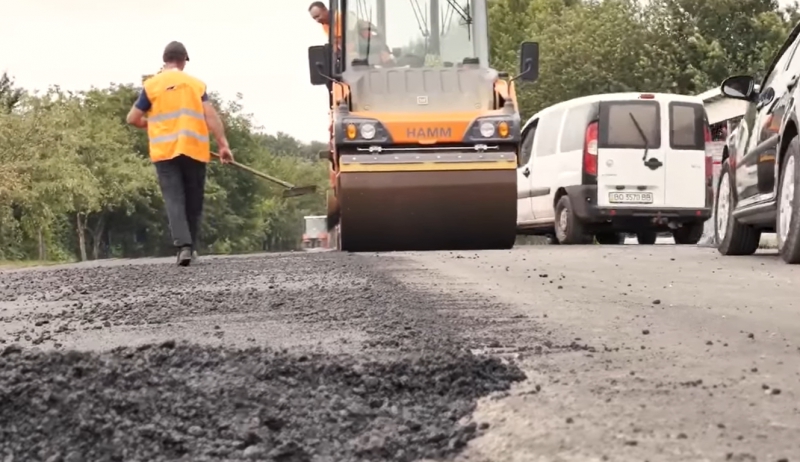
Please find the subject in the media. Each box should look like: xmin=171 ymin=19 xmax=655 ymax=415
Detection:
xmin=489 ymin=0 xmax=799 ymax=118
xmin=0 ymin=74 xmax=328 ymax=262
xmin=3 ymin=0 xmax=799 ymax=261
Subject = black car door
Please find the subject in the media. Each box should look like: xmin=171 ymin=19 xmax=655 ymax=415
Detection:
xmin=737 ymin=36 xmax=800 ymax=204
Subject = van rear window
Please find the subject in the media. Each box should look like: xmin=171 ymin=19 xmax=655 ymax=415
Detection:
xmin=669 ymin=102 xmax=706 ymax=150
xmin=599 ymin=101 xmax=661 ymax=149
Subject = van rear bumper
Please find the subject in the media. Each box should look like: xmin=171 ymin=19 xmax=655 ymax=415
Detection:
xmin=565 ymin=185 xmax=712 ymax=222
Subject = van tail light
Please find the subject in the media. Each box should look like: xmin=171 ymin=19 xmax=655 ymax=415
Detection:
xmin=703 ymin=124 xmax=712 ymax=182
xmin=584 ymin=121 xmax=599 ymax=176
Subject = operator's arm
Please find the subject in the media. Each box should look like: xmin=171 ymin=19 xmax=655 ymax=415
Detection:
xmin=126 ymin=89 xmax=150 ymax=129
xmin=201 ymin=91 xmax=229 ymax=148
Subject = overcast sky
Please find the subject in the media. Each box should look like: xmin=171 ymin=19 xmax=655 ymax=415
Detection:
xmin=0 ymin=0 xmax=331 ymax=143
xmin=1 ymin=0 xmax=798 ymax=144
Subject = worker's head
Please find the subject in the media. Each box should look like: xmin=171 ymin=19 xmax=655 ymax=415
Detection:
xmin=308 ymin=1 xmax=329 ymax=25
xmin=162 ymin=41 xmax=190 ymax=70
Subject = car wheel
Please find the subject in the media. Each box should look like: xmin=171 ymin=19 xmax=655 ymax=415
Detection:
xmin=777 ymin=136 xmax=800 ymax=263
xmin=636 ymin=231 xmax=657 ymax=245
xmin=672 ymin=222 xmax=704 ymax=245
xmin=554 ymin=195 xmax=592 ymax=244
xmin=715 ymin=161 xmax=760 ymax=255
xmin=595 ymin=232 xmax=624 ymax=244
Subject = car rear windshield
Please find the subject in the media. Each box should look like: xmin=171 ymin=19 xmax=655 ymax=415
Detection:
xmin=669 ymin=101 xmax=706 ymax=150
xmin=599 ymin=101 xmax=661 ymax=149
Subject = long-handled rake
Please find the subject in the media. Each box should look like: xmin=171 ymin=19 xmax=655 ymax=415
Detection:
xmin=211 ymin=152 xmax=317 ymax=198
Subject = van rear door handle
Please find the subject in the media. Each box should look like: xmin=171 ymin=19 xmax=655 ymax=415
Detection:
xmin=523 ymin=167 xmax=530 ymax=177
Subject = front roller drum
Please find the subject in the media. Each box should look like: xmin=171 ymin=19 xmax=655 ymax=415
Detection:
xmin=337 ymin=169 xmax=516 ymax=252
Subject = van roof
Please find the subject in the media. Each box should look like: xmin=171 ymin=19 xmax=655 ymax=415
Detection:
xmin=523 ymin=92 xmax=704 ymax=129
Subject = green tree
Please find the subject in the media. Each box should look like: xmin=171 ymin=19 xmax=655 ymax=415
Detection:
xmin=0 ymin=92 xmax=96 ymax=260
xmin=492 ymin=0 xmax=673 ymax=117
xmin=0 ymin=72 xmax=24 ymax=114
xmin=488 ymin=0 xmax=798 ymax=119
xmin=9 ymin=0 xmax=795 ymax=263
xmin=0 ymin=77 xmax=329 ymax=262
xmin=644 ymin=0 xmax=798 ymax=94
xmin=58 ymin=92 xmax=156 ymax=260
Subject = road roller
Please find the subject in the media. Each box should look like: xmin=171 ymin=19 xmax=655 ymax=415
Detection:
xmin=307 ymin=0 xmax=539 ymax=252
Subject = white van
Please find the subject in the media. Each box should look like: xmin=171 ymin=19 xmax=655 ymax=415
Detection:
xmin=516 ymin=92 xmax=713 ymax=244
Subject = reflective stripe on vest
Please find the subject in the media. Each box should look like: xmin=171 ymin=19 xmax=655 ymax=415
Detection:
xmin=144 ymin=71 xmax=210 ymax=163
xmin=148 ymin=108 xmax=205 ymax=123
xmin=150 ymin=129 xmax=209 ymax=144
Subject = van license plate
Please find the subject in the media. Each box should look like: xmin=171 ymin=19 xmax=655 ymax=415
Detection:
xmin=609 ymin=192 xmax=653 ymax=204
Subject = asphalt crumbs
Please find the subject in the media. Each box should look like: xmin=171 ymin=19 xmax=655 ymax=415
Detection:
xmin=0 ymin=253 xmax=530 ymax=462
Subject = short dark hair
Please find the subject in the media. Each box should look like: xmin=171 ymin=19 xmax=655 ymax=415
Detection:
xmin=163 ymin=41 xmax=189 ymax=63
xmin=308 ymin=1 xmax=326 ymax=11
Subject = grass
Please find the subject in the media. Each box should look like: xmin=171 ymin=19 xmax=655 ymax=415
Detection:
xmin=0 ymin=260 xmax=71 ymax=270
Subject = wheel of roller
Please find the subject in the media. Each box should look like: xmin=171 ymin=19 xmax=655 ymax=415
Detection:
xmin=326 ymin=189 xmax=340 ymax=232
xmin=337 ymin=169 xmax=516 ymax=252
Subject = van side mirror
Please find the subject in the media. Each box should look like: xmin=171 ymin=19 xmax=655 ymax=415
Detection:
xmin=517 ymin=42 xmax=540 ymax=82
xmin=308 ymin=44 xmax=332 ymax=86
xmin=721 ymin=75 xmax=756 ymax=101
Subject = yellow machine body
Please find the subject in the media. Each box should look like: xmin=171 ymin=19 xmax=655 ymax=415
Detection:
xmin=310 ymin=0 xmax=539 ymax=252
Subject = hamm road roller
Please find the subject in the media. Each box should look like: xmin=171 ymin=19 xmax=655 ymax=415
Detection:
xmin=308 ymin=0 xmax=539 ymax=252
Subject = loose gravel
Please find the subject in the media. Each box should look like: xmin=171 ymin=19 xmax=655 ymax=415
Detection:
xmin=0 ymin=254 xmax=535 ymax=352
xmin=0 ymin=342 xmax=523 ymax=462
xmin=0 ymin=253 xmax=534 ymax=461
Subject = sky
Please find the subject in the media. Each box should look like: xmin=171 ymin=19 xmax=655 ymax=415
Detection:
xmin=0 ymin=0 xmax=478 ymax=145
xmin=0 ymin=0 xmax=332 ymax=143
xmin=2 ymin=0 xmax=798 ymax=144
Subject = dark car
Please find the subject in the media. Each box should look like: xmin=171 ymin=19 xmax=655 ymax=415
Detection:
xmin=714 ymin=23 xmax=800 ymax=264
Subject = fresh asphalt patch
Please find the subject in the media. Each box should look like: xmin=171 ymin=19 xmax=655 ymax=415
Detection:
xmin=0 ymin=343 xmax=522 ymax=462
xmin=0 ymin=253 xmax=533 ymax=461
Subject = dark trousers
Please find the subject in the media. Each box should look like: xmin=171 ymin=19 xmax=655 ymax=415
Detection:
xmin=154 ymin=155 xmax=207 ymax=250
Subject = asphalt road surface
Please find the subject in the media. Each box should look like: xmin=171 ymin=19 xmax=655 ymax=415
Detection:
xmin=1 ymin=244 xmax=798 ymax=462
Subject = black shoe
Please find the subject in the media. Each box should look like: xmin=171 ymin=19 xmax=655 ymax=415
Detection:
xmin=177 ymin=247 xmax=192 ymax=266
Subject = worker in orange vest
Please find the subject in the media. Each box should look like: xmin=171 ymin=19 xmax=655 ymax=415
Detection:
xmin=126 ymin=41 xmax=233 ymax=266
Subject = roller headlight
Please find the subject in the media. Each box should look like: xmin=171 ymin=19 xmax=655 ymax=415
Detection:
xmin=360 ymin=123 xmax=376 ymax=140
xmin=479 ymin=121 xmax=495 ymax=137
xmin=463 ymin=116 xmax=519 ymax=143
xmin=338 ymin=118 xmax=390 ymax=143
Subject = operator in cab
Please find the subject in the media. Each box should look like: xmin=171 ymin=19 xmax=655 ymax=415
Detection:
xmin=307 ymin=1 xmax=394 ymax=66
xmin=309 ymin=1 xmax=343 ymax=49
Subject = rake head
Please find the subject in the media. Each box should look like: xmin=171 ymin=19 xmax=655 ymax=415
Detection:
xmin=281 ymin=185 xmax=317 ymax=198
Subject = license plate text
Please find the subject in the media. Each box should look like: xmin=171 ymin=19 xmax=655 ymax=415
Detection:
xmin=608 ymin=192 xmax=654 ymax=204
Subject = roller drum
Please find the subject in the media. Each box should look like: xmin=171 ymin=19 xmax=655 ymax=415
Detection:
xmin=337 ymin=165 xmax=516 ymax=252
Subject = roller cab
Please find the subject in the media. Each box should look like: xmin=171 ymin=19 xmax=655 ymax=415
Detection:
xmin=308 ymin=0 xmax=539 ymax=252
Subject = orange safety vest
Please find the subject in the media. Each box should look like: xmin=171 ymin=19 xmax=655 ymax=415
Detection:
xmin=321 ymin=11 xmax=342 ymax=39
xmin=323 ymin=12 xmax=357 ymax=52
xmin=143 ymin=70 xmax=210 ymax=163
